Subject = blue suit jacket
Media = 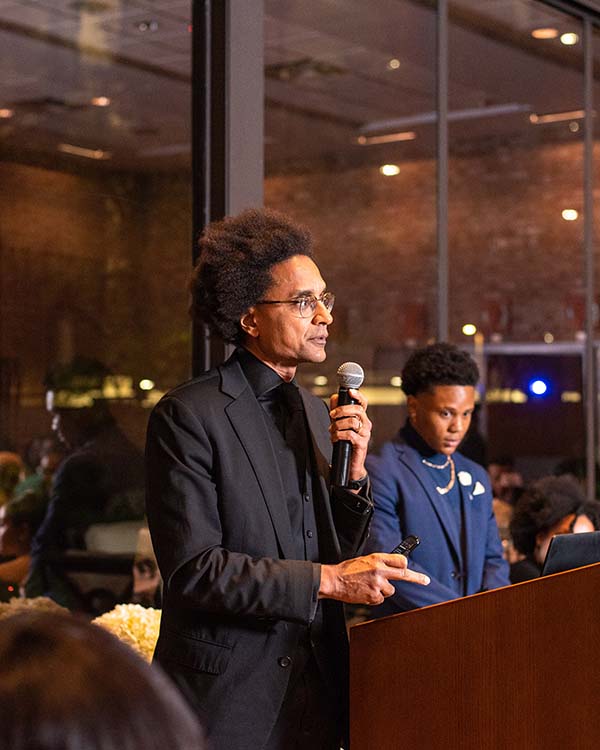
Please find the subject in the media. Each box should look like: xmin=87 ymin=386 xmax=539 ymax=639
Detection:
xmin=365 ymin=432 xmax=510 ymax=615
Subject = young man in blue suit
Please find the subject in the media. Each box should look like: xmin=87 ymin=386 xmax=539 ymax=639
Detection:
xmin=365 ymin=342 xmax=510 ymax=614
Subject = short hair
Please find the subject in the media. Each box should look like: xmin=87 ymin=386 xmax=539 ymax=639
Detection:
xmin=4 ymin=488 xmax=47 ymax=537
xmin=190 ymin=208 xmax=313 ymax=344
xmin=401 ymin=342 xmax=479 ymax=397
xmin=510 ymin=475 xmax=584 ymax=557
xmin=0 ymin=612 xmax=205 ymax=750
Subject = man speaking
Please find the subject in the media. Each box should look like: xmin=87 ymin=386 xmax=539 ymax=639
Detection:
xmin=145 ymin=209 xmax=429 ymax=750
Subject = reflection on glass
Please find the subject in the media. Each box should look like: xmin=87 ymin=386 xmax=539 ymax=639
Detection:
xmin=0 ymin=4 xmax=191 ymax=465
xmin=263 ymin=1 xmax=437 ymax=447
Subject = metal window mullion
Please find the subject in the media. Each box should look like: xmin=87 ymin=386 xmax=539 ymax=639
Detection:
xmin=437 ymin=0 xmax=449 ymax=343
xmin=583 ymin=17 xmax=596 ymax=500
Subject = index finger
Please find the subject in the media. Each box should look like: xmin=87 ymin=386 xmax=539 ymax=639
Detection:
xmin=380 ymin=553 xmax=430 ymax=586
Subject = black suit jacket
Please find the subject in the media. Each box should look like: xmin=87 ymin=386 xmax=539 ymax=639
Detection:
xmin=145 ymin=351 xmax=371 ymax=750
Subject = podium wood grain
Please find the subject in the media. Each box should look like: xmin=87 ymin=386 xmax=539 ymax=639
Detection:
xmin=350 ymin=563 xmax=600 ymax=750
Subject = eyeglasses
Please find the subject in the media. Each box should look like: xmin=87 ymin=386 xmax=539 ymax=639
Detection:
xmin=255 ymin=291 xmax=335 ymax=318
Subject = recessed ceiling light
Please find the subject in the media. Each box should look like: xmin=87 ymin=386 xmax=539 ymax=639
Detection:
xmin=0 ymin=108 xmax=14 ymax=119
xmin=560 ymin=32 xmax=579 ymax=46
xmin=137 ymin=20 xmax=159 ymax=32
xmin=380 ymin=164 xmax=400 ymax=176
xmin=562 ymin=209 xmax=578 ymax=221
xmin=462 ymin=324 xmax=477 ymax=336
xmin=91 ymin=96 xmax=110 ymax=107
xmin=531 ymin=28 xmax=559 ymax=39
xmin=569 ymin=121 xmax=580 ymax=132
xmin=387 ymin=58 xmax=401 ymax=70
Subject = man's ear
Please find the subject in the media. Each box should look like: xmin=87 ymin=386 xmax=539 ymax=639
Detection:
xmin=240 ymin=309 xmax=259 ymax=339
xmin=407 ymin=394 xmax=417 ymax=422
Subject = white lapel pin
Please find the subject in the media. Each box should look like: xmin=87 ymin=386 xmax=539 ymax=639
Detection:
xmin=457 ymin=471 xmax=472 ymax=486
xmin=472 ymin=481 xmax=485 ymax=496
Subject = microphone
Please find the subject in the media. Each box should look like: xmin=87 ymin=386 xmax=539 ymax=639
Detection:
xmin=331 ymin=361 xmax=365 ymax=488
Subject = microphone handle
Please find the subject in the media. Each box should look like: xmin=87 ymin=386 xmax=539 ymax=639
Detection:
xmin=331 ymin=387 xmax=358 ymax=488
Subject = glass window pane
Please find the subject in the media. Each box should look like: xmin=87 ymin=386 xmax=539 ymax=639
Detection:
xmin=0 ymin=2 xmax=191 ymax=607
xmin=264 ymin=0 xmax=437 ymax=447
xmin=449 ymin=1 xmax=585 ymax=477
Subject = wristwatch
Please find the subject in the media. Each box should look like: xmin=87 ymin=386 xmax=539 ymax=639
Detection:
xmin=346 ymin=474 xmax=369 ymax=491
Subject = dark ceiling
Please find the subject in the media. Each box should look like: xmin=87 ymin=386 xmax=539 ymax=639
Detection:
xmin=0 ymin=0 xmax=598 ymax=172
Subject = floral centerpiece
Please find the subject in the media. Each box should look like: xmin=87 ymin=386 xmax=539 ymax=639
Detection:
xmin=93 ymin=603 xmax=161 ymax=662
xmin=0 ymin=596 xmax=68 ymax=620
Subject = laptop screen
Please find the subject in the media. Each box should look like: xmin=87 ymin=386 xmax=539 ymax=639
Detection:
xmin=541 ymin=531 xmax=600 ymax=576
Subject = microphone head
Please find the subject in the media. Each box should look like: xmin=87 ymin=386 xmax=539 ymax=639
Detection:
xmin=336 ymin=362 xmax=364 ymax=390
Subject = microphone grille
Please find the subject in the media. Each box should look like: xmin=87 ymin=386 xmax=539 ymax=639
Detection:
xmin=336 ymin=362 xmax=364 ymax=389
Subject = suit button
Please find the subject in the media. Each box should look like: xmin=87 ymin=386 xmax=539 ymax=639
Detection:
xmin=451 ymin=571 xmax=457 ymax=579
xmin=306 ymin=530 xmax=313 ymax=538
xmin=304 ymin=493 xmax=310 ymax=503
xmin=278 ymin=656 xmax=292 ymax=668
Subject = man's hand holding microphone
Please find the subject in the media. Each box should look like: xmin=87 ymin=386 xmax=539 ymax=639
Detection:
xmin=320 ymin=362 xmax=430 ymax=605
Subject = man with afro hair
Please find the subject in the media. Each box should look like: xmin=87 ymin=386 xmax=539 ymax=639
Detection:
xmin=365 ymin=342 xmax=509 ymax=614
xmin=145 ymin=208 xmax=429 ymax=750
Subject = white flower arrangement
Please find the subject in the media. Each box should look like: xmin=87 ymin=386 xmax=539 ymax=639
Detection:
xmin=0 ymin=596 xmax=69 ymax=620
xmin=93 ymin=603 xmax=161 ymax=662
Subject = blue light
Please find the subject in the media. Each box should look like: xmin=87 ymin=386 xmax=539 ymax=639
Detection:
xmin=529 ymin=379 xmax=549 ymax=396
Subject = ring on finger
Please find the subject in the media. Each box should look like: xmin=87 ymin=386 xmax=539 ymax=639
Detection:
xmin=356 ymin=416 xmax=363 ymax=432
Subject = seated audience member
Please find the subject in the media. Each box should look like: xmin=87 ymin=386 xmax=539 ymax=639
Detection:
xmin=571 ymin=499 xmax=600 ymax=533
xmin=0 ymin=453 xmax=24 ymax=507
xmin=365 ymin=342 xmax=509 ymax=614
xmin=17 ymin=435 xmax=65 ymax=496
xmin=0 ymin=612 xmax=205 ymax=750
xmin=26 ymin=358 xmax=145 ymax=608
xmin=0 ymin=489 xmax=47 ymax=596
xmin=488 ymin=456 xmax=523 ymax=505
xmin=509 ymin=475 xmax=584 ymax=583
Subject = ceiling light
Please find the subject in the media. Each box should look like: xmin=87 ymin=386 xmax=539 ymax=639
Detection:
xmin=544 ymin=332 xmax=554 ymax=344
xmin=91 ymin=96 xmax=110 ymax=107
xmin=357 ymin=131 xmax=416 ymax=146
xmin=387 ymin=58 xmax=401 ymax=70
xmin=562 ymin=209 xmax=578 ymax=221
xmin=314 ymin=376 xmax=328 ymax=386
xmin=0 ymin=108 xmax=14 ymax=119
xmin=462 ymin=324 xmax=477 ymax=336
xmin=390 ymin=376 xmax=402 ymax=387
xmin=58 ymin=143 xmax=111 ymax=160
xmin=380 ymin=164 xmax=400 ymax=176
xmin=529 ymin=109 xmax=585 ymax=124
xmin=569 ymin=121 xmax=580 ymax=132
xmin=137 ymin=20 xmax=159 ymax=32
xmin=139 ymin=379 xmax=155 ymax=391
xmin=531 ymin=28 xmax=559 ymax=39
xmin=560 ymin=32 xmax=579 ymax=46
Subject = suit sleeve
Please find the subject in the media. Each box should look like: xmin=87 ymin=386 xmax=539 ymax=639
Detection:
xmin=479 ymin=472 xmax=511 ymax=591
xmin=145 ymin=396 xmax=318 ymax=626
xmin=364 ymin=451 xmax=461 ymax=612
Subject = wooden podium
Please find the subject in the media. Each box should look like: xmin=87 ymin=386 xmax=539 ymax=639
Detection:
xmin=350 ymin=564 xmax=600 ymax=749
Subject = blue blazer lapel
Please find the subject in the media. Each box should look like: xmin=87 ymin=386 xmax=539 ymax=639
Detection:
xmin=220 ymin=359 xmax=296 ymax=560
xmin=396 ymin=442 xmax=462 ymax=563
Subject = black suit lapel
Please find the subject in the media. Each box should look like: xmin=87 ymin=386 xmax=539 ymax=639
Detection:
xmin=301 ymin=389 xmax=341 ymax=560
xmin=220 ymin=358 xmax=296 ymax=560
